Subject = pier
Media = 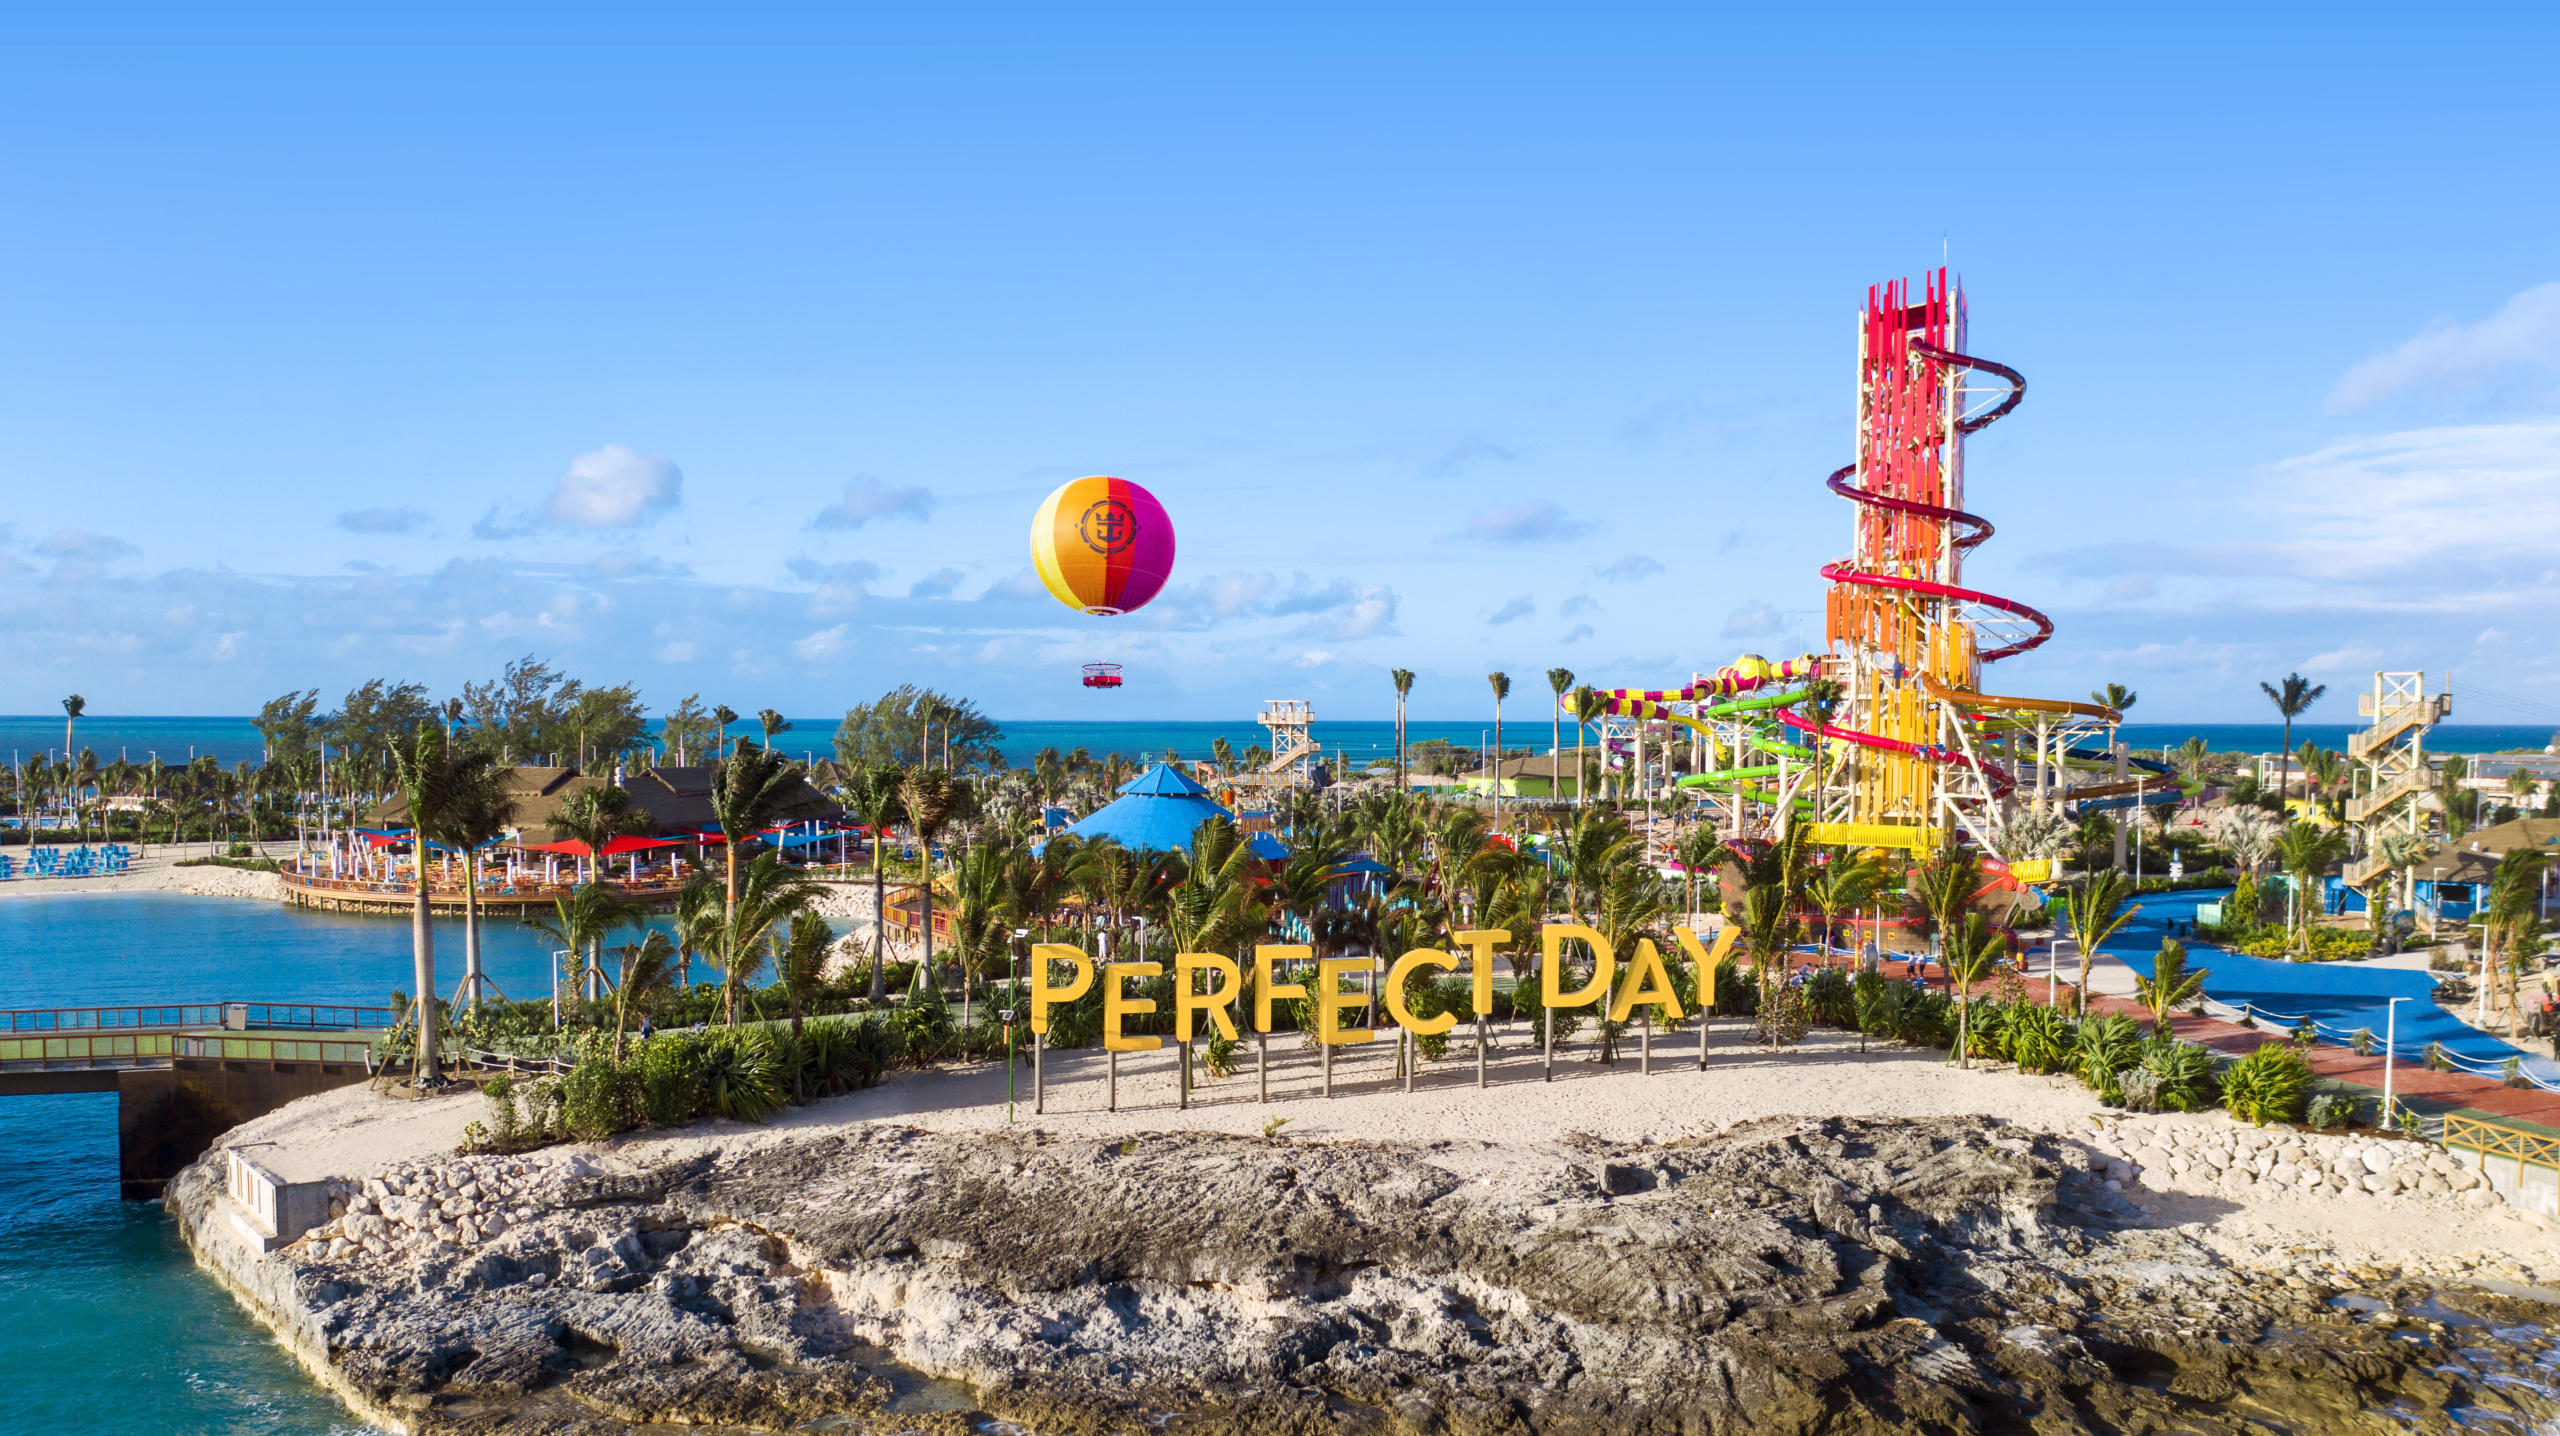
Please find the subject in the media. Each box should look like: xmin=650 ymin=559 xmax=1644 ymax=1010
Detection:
xmin=1 ymin=1000 xmax=392 ymax=1198
xmin=277 ymin=870 xmax=686 ymax=917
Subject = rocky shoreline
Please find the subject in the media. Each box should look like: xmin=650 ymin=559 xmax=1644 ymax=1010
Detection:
xmin=169 ymin=1109 xmax=2560 ymax=1435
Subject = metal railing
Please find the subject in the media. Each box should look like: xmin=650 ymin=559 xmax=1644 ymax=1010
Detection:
xmin=1 ymin=1002 xmax=394 ymax=1034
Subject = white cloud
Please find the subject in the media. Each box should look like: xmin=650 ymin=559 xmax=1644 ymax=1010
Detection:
xmin=1559 ymin=593 xmax=1600 ymax=617
xmin=1464 ymin=501 xmax=1592 ymax=544
xmin=792 ymin=624 xmax=855 ymax=661
xmin=1487 ymin=595 xmax=1535 ymax=625
xmin=813 ymin=474 xmax=935 ymax=529
xmin=2330 ymin=282 xmax=2560 ymax=411
xmin=544 ymin=445 xmax=682 ymax=528
xmin=910 ymin=568 xmax=963 ymax=598
xmin=1560 ymin=623 xmax=1595 ymax=645
xmin=1423 ymin=438 xmax=1521 ymax=478
xmin=335 ymin=507 xmax=427 ymax=535
xmin=35 ymin=529 xmax=137 ymax=560
xmin=1290 ymin=585 xmax=1398 ymax=641
xmin=2103 ymin=574 xmax=2156 ymax=602
xmin=1597 ymin=553 xmax=1664 ymax=582
xmin=1721 ymin=601 xmax=1786 ymax=638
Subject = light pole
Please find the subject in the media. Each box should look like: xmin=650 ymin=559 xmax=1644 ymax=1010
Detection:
xmin=2382 ymin=995 xmax=2409 ymax=1126
xmin=1006 ymin=927 xmax=1028 ymax=1124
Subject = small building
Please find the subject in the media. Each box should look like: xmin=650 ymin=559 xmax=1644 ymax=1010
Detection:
xmin=1461 ymin=748 xmax=1597 ymax=800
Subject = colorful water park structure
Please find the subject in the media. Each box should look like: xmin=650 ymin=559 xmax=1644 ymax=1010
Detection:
xmin=1572 ymin=270 xmax=2178 ymax=876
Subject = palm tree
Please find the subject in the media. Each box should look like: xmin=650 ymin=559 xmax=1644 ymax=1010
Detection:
xmin=711 ymin=705 xmax=740 ymax=760
xmin=758 ymin=708 xmax=793 ymax=750
xmin=773 ymin=909 xmax=834 ymax=1076
xmin=2364 ymin=832 xmax=2422 ymax=930
xmin=2172 ymin=736 xmax=2211 ymax=784
xmin=1545 ymin=668 xmax=1574 ymax=801
xmin=2259 ymin=674 xmax=2327 ymax=809
xmin=60 ymin=695 xmax=83 ymax=798
xmin=2132 ymin=939 xmax=2207 ymax=1032
xmin=608 ymin=931 xmax=678 ymax=1059
xmin=899 ymin=767 xmax=963 ymax=985
xmin=842 ymin=761 xmax=907 ymax=999
xmin=1554 ymin=807 xmax=1635 ymax=924
xmin=1486 ymin=672 xmax=1511 ymax=827
xmin=520 ymin=881 xmax=646 ymax=1017
xmin=1943 ymin=914 xmax=2006 ymax=1067
xmin=1906 ymin=846 xmax=1985 ymax=958
xmin=711 ymin=740 xmax=800 ymax=916
xmin=673 ymin=870 xmax=723 ymax=990
xmin=445 ymin=769 xmax=519 ymax=1012
xmin=556 ymin=785 xmax=646 ymax=884
xmin=2059 ymin=868 xmax=2142 ymax=1009
xmin=716 ymin=850 xmax=823 ymax=1025
xmin=2273 ymin=820 xmax=2348 ymax=949
xmin=1389 ymin=669 xmax=1416 ymax=789
xmin=1805 ymin=848 xmax=1884 ymax=955
xmin=390 ymin=723 xmax=509 ymax=1083
xmin=2485 ymin=847 xmax=2549 ymax=1037
xmin=2091 ymin=683 xmax=2137 ymax=715
xmin=1571 ymin=685 xmax=1608 ymax=804
xmin=950 ymin=840 xmax=1017 ymax=1017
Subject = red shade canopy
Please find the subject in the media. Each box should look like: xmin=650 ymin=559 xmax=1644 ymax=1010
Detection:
xmin=516 ymin=835 xmax=684 ymax=857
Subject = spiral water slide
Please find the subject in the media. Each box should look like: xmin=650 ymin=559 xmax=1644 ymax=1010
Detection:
xmin=1570 ymin=657 xmax=1827 ymax=807
xmin=1805 ymin=334 xmax=2046 ymax=799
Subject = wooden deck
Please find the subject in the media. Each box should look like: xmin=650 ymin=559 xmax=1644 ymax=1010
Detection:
xmin=279 ymin=871 xmax=686 ymax=916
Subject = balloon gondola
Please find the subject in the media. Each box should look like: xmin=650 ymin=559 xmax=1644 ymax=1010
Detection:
xmin=1080 ymin=663 xmax=1124 ymax=690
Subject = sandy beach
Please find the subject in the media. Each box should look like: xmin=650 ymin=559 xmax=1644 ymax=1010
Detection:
xmin=0 ymin=850 xmax=284 ymax=901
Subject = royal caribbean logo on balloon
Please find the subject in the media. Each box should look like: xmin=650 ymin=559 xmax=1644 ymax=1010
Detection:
xmin=1078 ymin=498 xmax=1140 ymax=556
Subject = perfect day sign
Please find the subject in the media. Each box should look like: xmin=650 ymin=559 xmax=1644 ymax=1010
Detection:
xmin=1027 ymin=924 xmax=1741 ymax=1048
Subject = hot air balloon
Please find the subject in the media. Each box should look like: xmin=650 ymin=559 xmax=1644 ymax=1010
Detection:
xmin=1029 ymin=476 xmax=1176 ymax=616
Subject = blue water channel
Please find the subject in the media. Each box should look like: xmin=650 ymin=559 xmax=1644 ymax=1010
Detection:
xmin=0 ymin=894 xmax=735 ymax=1434
xmin=2087 ymin=887 xmax=2546 ymax=1075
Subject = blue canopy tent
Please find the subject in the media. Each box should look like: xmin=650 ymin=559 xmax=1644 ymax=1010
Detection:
xmin=1041 ymin=763 xmax=1235 ymax=855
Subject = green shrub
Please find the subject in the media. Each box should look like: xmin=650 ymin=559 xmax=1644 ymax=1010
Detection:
xmin=2221 ymin=1042 xmax=2313 ymax=1126
xmin=1802 ymin=968 xmax=1856 ymax=1030
xmin=561 ymin=1054 xmax=642 ymax=1140
xmin=891 ymin=973 xmax=956 ymax=1062
xmin=1712 ymin=959 xmax=1759 ymax=1017
xmin=846 ymin=1015 xmax=901 ymax=1087
xmin=1963 ymin=998 xmax=2011 ymax=1061
xmin=2349 ymin=1027 xmax=2375 ymax=1056
xmin=2007 ymin=1003 xmax=2073 ymax=1074
xmin=2140 ymin=1039 xmax=2218 ymax=1113
xmin=637 ymin=1032 xmax=705 ymax=1124
xmin=2305 ymin=1092 xmax=2361 ymax=1129
xmin=697 ymin=1030 xmax=785 ymax=1123
xmin=2426 ymin=1041 xmax=2454 ymax=1073
xmin=2074 ymin=1014 xmax=2144 ymax=1101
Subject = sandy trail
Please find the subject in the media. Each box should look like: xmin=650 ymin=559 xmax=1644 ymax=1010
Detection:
xmin=0 ymin=849 xmax=283 ymax=901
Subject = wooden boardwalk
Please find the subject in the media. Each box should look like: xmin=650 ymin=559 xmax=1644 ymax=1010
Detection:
xmin=279 ymin=872 xmax=685 ymax=916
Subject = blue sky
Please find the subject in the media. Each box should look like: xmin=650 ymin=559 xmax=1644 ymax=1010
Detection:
xmin=4 ymin=5 xmax=2558 ymax=725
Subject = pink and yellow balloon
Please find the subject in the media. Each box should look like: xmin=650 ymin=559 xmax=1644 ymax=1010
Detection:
xmin=1028 ymin=476 xmax=1177 ymax=616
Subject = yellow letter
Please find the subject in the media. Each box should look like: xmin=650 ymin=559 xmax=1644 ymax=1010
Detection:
xmin=1175 ymin=952 xmax=1241 ymax=1043
xmin=1384 ymin=948 xmax=1459 ymax=1035
xmin=1674 ymin=925 xmax=1739 ymax=1015
xmin=1540 ymin=923 xmax=1616 ymax=1010
xmin=1609 ymin=938 xmax=1686 ymax=1023
xmin=1315 ymin=956 xmax=1374 ymax=1045
xmin=1029 ymin=943 xmax=1094 ymax=1036
xmin=1255 ymin=945 xmax=1309 ymax=1033
xmin=1103 ymin=961 xmax=1163 ymax=1051
xmin=1452 ymin=929 xmax=1509 ymax=1016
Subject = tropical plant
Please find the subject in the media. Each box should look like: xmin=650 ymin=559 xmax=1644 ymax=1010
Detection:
xmin=2091 ymin=683 xmax=2137 ymax=715
xmin=2073 ymin=1012 xmax=2143 ymax=1101
xmin=1390 ymin=668 xmax=1416 ymax=787
xmin=1546 ymin=667 xmax=1574 ymax=800
xmin=2272 ymin=821 xmax=2348 ymax=948
xmin=607 ymin=931 xmax=678 ymax=1060
xmin=714 ymin=851 xmax=823 ymax=1025
xmin=696 ymin=1029 xmax=785 ymax=1122
xmin=556 ymin=784 xmax=648 ymax=884
xmin=393 ymin=723 xmax=511 ymax=1081
xmin=519 ymin=881 xmax=647 ymax=1016
xmin=2138 ymin=1037 xmax=2218 ymax=1113
xmin=672 ymin=870 xmax=723 ymax=991
xmin=842 ymin=760 xmax=907 ymax=1000
xmin=712 ymin=739 xmax=803 ymax=915
xmin=2484 ymin=846 xmax=2550 ymax=1038
xmin=1942 ymin=913 xmax=2007 ymax=1068
xmin=899 ymin=767 xmax=963 ymax=980
xmin=2220 ymin=1041 xmax=2314 ymax=1125
xmin=2258 ymin=673 xmax=2327 ymax=809
xmin=2059 ymin=868 xmax=2141 ymax=1009
xmin=2305 ymin=1092 xmax=2361 ymax=1130
xmin=1486 ymin=671 xmax=1511 ymax=825
xmin=2132 ymin=938 xmax=2209 ymax=1031
xmin=1805 ymin=848 xmax=1885 ymax=952
xmin=2006 ymin=1002 xmax=2073 ymax=1074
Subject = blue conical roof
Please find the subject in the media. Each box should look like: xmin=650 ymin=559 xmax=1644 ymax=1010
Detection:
xmin=1052 ymin=762 xmax=1231 ymax=854
xmin=1119 ymin=762 xmax=1214 ymax=797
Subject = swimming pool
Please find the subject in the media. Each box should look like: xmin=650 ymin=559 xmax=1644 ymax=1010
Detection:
xmin=2089 ymin=886 xmax=2548 ymax=1076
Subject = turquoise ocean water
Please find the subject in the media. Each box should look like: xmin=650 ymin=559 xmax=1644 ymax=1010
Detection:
xmin=2 ymin=715 xmax=2554 ymax=773
xmin=0 ymin=896 xmax=709 ymax=1434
